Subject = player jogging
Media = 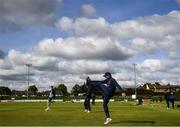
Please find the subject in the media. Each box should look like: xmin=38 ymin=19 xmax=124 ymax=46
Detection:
xmin=45 ymin=86 xmax=56 ymax=112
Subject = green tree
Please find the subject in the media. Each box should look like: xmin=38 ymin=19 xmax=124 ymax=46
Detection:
xmin=57 ymin=84 xmax=68 ymax=96
xmin=0 ymin=86 xmax=11 ymax=95
xmin=155 ymin=82 xmax=161 ymax=86
xmin=80 ymin=84 xmax=87 ymax=93
xmin=28 ymin=85 xmax=38 ymax=95
xmin=71 ymin=84 xmax=81 ymax=96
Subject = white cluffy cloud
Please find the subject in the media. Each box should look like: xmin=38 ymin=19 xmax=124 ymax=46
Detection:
xmin=56 ymin=11 xmax=180 ymax=39
xmin=79 ymin=4 xmax=96 ymax=17
xmin=56 ymin=11 xmax=180 ymax=55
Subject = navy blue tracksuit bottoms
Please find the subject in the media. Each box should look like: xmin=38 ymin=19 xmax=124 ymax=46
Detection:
xmin=84 ymin=88 xmax=92 ymax=111
xmin=89 ymin=81 xmax=115 ymax=118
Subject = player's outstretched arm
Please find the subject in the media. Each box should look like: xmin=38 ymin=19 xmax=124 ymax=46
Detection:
xmin=114 ymin=79 xmax=123 ymax=92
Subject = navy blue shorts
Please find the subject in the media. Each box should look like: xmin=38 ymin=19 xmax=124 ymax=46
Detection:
xmin=48 ymin=97 xmax=53 ymax=102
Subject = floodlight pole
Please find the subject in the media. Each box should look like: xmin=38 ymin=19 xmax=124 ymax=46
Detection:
xmin=26 ymin=64 xmax=32 ymax=99
xmin=133 ymin=63 xmax=137 ymax=99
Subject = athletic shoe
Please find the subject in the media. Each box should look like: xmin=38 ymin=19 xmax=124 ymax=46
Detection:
xmin=84 ymin=109 xmax=88 ymax=112
xmin=87 ymin=110 xmax=91 ymax=113
xmin=45 ymin=108 xmax=50 ymax=112
xmin=104 ymin=118 xmax=112 ymax=125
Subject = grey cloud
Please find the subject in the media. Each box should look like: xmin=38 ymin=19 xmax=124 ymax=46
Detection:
xmin=32 ymin=62 xmax=59 ymax=72
xmin=0 ymin=74 xmax=27 ymax=81
xmin=57 ymin=48 xmax=130 ymax=61
xmin=0 ymin=0 xmax=60 ymax=31
xmin=0 ymin=62 xmax=13 ymax=70
xmin=34 ymin=37 xmax=132 ymax=61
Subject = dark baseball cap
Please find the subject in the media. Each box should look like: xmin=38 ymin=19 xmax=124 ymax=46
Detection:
xmin=103 ymin=72 xmax=111 ymax=77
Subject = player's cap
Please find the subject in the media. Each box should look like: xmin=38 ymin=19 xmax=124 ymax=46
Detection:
xmin=103 ymin=72 xmax=111 ymax=77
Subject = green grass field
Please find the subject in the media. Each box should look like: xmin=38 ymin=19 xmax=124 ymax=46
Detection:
xmin=0 ymin=101 xmax=180 ymax=126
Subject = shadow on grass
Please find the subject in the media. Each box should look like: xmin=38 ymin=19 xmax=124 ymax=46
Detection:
xmin=127 ymin=120 xmax=155 ymax=124
xmin=93 ymin=111 xmax=104 ymax=113
xmin=111 ymin=120 xmax=155 ymax=125
xmin=55 ymin=109 xmax=75 ymax=112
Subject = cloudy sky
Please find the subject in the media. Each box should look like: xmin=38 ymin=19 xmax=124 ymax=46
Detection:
xmin=0 ymin=0 xmax=180 ymax=91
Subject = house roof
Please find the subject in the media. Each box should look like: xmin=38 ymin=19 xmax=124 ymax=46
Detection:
xmin=138 ymin=84 xmax=180 ymax=90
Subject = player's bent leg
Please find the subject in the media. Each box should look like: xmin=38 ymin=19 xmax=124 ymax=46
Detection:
xmin=45 ymin=98 xmax=52 ymax=112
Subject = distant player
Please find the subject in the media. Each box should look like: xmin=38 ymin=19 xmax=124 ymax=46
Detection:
xmin=45 ymin=86 xmax=56 ymax=112
xmin=169 ymin=92 xmax=175 ymax=109
xmin=86 ymin=72 xmax=122 ymax=124
xmin=84 ymin=82 xmax=95 ymax=113
xmin=165 ymin=89 xmax=170 ymax=109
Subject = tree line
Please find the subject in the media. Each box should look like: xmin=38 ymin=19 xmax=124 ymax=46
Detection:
xmin=1 ymin=82 xmax=179 ymax=99
xmin=0 ymin=83 xmax=89 ymax=97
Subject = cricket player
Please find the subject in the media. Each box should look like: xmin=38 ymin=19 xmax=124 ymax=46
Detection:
xmin=45 ymin=86 xmax=56 ymax=112
xmin=84 ymin=81 xmax=95 ymax=113
xmin=86 ymin=72 xmax=122 ymax=124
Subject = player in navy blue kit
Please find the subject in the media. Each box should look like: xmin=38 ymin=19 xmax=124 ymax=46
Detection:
xmin=84 ymin=85 xmax=93 ymax=113
xmin=84 ymin=81 xmax=96 ymax=113
xmin=91 ymin=93 xmax=96 ymax=105
xmin=45 ymin=86 xmax=56 ymax=112
xmin=86 ymin=72 xmax=122 ymax=124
